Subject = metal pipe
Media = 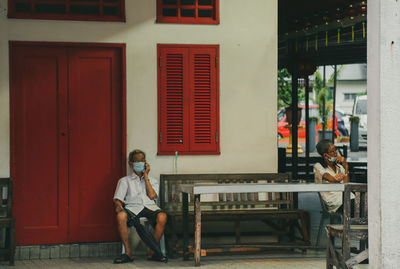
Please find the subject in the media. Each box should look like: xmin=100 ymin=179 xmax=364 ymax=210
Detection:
xmin=332 ymin=65 xmax=337 ymax=143
xmin=305 ymin=77 xmax=310 ymax=177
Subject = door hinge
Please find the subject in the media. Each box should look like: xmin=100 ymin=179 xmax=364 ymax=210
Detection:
xmin=215 ymin=56 xmax=218 ymax=68
xmin=216 ymin=131 xmax=218 ymax=143
xmin=159 ymin=57 xmax=162 ymax=68
xmin=159 ymin=132 xmax=162 ymax=143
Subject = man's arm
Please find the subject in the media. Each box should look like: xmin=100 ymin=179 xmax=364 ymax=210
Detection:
xmin=143 ymin=162 xmax=157 ymax=200
xmin=113 ymin=179 xmax=127 ymax=213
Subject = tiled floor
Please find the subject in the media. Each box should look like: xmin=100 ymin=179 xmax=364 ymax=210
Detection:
xmin=1 ymin=251 xmax=369 ymax=269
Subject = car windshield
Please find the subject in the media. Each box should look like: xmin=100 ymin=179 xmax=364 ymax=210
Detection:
xmin=355 ymin=99 xmax=367 ymax=115
xmin=278 ymin=109 xmax=285 ymax=121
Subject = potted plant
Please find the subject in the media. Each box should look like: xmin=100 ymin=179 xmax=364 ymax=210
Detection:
xmin=349 ymin=116 xmax=360 ymax=152
xmin=313 ymin=71 xmax=334 ymax=141
xmin=308 ymin=116 xmax=319 ymax=152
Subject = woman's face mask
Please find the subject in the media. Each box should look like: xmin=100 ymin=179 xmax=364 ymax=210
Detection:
xmin=133 ymin=162 xmax=145 ymax=173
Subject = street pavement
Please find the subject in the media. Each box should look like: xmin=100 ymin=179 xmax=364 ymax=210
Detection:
xmin=0 ymin=251 xmax=368 ymax=269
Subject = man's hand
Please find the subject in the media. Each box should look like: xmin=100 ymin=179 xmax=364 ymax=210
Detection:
xmin=143 ymin=162 xmax=150 ymax=178
xmin=114 ymin=200 xmax=124 ymax=213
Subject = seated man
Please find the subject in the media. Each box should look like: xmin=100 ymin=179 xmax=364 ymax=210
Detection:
xmin=314 ymin=140 xmax=351 ymax=214
xmin=113 ymin=149 xmax=167 ymax=264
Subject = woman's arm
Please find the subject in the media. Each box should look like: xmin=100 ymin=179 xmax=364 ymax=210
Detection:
xmin=322 ymin=172 xmax=344 ymax=183
xmin=336 ymin=156 xmax=350 ymax=183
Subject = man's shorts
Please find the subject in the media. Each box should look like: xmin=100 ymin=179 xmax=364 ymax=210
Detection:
xmin=124 ymin=207 xmax=163 ymax=228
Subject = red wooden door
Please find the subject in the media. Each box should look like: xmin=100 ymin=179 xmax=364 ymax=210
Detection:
xmin=10 ymin=43 xmax=124 ymax=245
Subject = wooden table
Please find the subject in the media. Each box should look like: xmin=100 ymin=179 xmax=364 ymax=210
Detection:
xmin=179 ymin=182 xmax=349 ymax=266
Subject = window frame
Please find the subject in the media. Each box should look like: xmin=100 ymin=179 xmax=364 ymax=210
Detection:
xmin=157 ymin=44 xmax=220 ymax=155
xmin=8 ymin=0 xmax=126 ymax=22
xmin=156 ymin=0 xmax=219 ymax=25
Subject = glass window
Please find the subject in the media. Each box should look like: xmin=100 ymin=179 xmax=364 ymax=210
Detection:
xmin=157 ymin=0 xmax=219 ymax=24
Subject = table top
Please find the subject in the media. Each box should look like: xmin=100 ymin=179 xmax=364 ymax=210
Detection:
xmin=179 ymin=182 xmax=365 ymax=195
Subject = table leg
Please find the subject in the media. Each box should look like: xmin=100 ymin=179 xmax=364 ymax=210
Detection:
xmin=182 ymin=192 xmax=189 ymax=260
xmin=194 ymin=194 xmax=201 ymax=267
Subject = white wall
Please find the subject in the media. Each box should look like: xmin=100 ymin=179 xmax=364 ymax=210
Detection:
xmin=368 ymin=0 xmax=400 ymax=267
xmin=336 ymin=81 xmax=366 ymax=114
xmin=0 ymin=0 xmax=278 ymax=178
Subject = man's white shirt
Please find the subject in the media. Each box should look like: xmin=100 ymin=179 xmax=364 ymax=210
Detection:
xmin=113 ymin=173 xmax=160 ymax=215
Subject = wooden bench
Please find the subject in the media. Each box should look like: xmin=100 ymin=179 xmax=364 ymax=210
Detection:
xmin=0 ymin=178 xmax=16 ymax=265
xmin=159 ymin=173 xmax=311 ymax=257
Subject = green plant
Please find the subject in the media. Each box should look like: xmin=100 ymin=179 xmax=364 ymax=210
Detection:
xmin=357 ymin=91 xmax=367 ymax=97
xmin=278 ymin=68 xmax=305 ymax=109
xmin=313 ymin=66 xmax=343 ymax=129
xmin=349 ymin=116 xmax=360 ymax=124
xmin=316 ymin=86 xmax=332 ymax=129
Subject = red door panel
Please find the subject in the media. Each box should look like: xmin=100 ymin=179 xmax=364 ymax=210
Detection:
xmin=11 ymin=46 xmax=69 ymax=245
xmin=68 ymin=48 xmax=122 ymax=242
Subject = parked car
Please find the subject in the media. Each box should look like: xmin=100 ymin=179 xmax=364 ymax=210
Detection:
xmin=352 ymin=95 xmax=367 ymax=146
xmin=278 ymin=105 xmax=339 ymax=139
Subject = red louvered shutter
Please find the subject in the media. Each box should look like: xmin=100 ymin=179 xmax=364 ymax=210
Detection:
xmin=158 ymin=44 xmax=219 ymax=155
xmin=189 ymin=47 xmax=219 ymax=153
xmin=158 ymin=47 xmax=190 ymax=153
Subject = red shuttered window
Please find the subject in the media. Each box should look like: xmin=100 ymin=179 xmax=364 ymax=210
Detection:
xmin=157 ymin=0 xmax=219 ymax=25
xmin=158 ymin=44 xmax=219 ymax=155
xmin=8 ymin=0 xmax=125 ymax=22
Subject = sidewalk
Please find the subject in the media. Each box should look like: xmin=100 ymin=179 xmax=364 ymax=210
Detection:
xmin=0 ymin=251 xmax=369 ymax=269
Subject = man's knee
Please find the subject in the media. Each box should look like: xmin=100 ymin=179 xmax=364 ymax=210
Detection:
xmin=116 ymin=211 xmax=127 ymax=224
xmin=157 ymin=212 xmax=167 ymax=225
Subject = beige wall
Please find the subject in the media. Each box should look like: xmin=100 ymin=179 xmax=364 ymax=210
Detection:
xmin=0 ymin=0 xmax=277 ymax=178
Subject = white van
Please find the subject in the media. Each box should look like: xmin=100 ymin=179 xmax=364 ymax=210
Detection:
xmin=352 ymin=95 xmax=367 ymax=147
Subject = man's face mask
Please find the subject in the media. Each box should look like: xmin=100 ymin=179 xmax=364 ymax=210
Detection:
xmin=133 ymin=162 xmax=145 ymax=173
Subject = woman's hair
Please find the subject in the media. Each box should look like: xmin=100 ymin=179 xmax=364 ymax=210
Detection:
xmin=316 ymin=139 xmax=333 ymax=157
xmin=128 ymin=149 xmax=146 ymax=162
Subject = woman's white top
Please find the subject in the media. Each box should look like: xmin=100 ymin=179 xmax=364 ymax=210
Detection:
xmin=314 ymin=162 xmax=351 ymax=213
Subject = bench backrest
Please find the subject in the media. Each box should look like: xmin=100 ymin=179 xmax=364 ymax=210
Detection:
xmin=159 ymin=173 xmax=294 ymax=213
xmin=344 ymin=183 xmax=368 ymax=227
xmin=342 ymin=183 xmax=368 ymax=261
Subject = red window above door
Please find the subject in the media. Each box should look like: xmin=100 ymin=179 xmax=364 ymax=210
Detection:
xmin=157 ymin=0 xmax=219 ymax=24
xmin=158 ymin=44 xmax=220 ymax=155
xmin=8 ymin=0 xmax=125 ymax=22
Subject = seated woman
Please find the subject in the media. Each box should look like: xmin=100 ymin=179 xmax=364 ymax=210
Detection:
xmin=314 ymin=139 xmax=350 ymax=213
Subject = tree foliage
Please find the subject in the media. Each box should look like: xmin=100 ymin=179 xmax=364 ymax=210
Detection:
xmin=277 ymin=68 xmax=305 ymax=109
xmin=314 ymin=66 xmax=343 ymax=129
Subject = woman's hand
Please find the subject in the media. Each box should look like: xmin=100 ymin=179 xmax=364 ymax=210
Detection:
xmin=335 ymin=156 xmax=346 ymax=164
